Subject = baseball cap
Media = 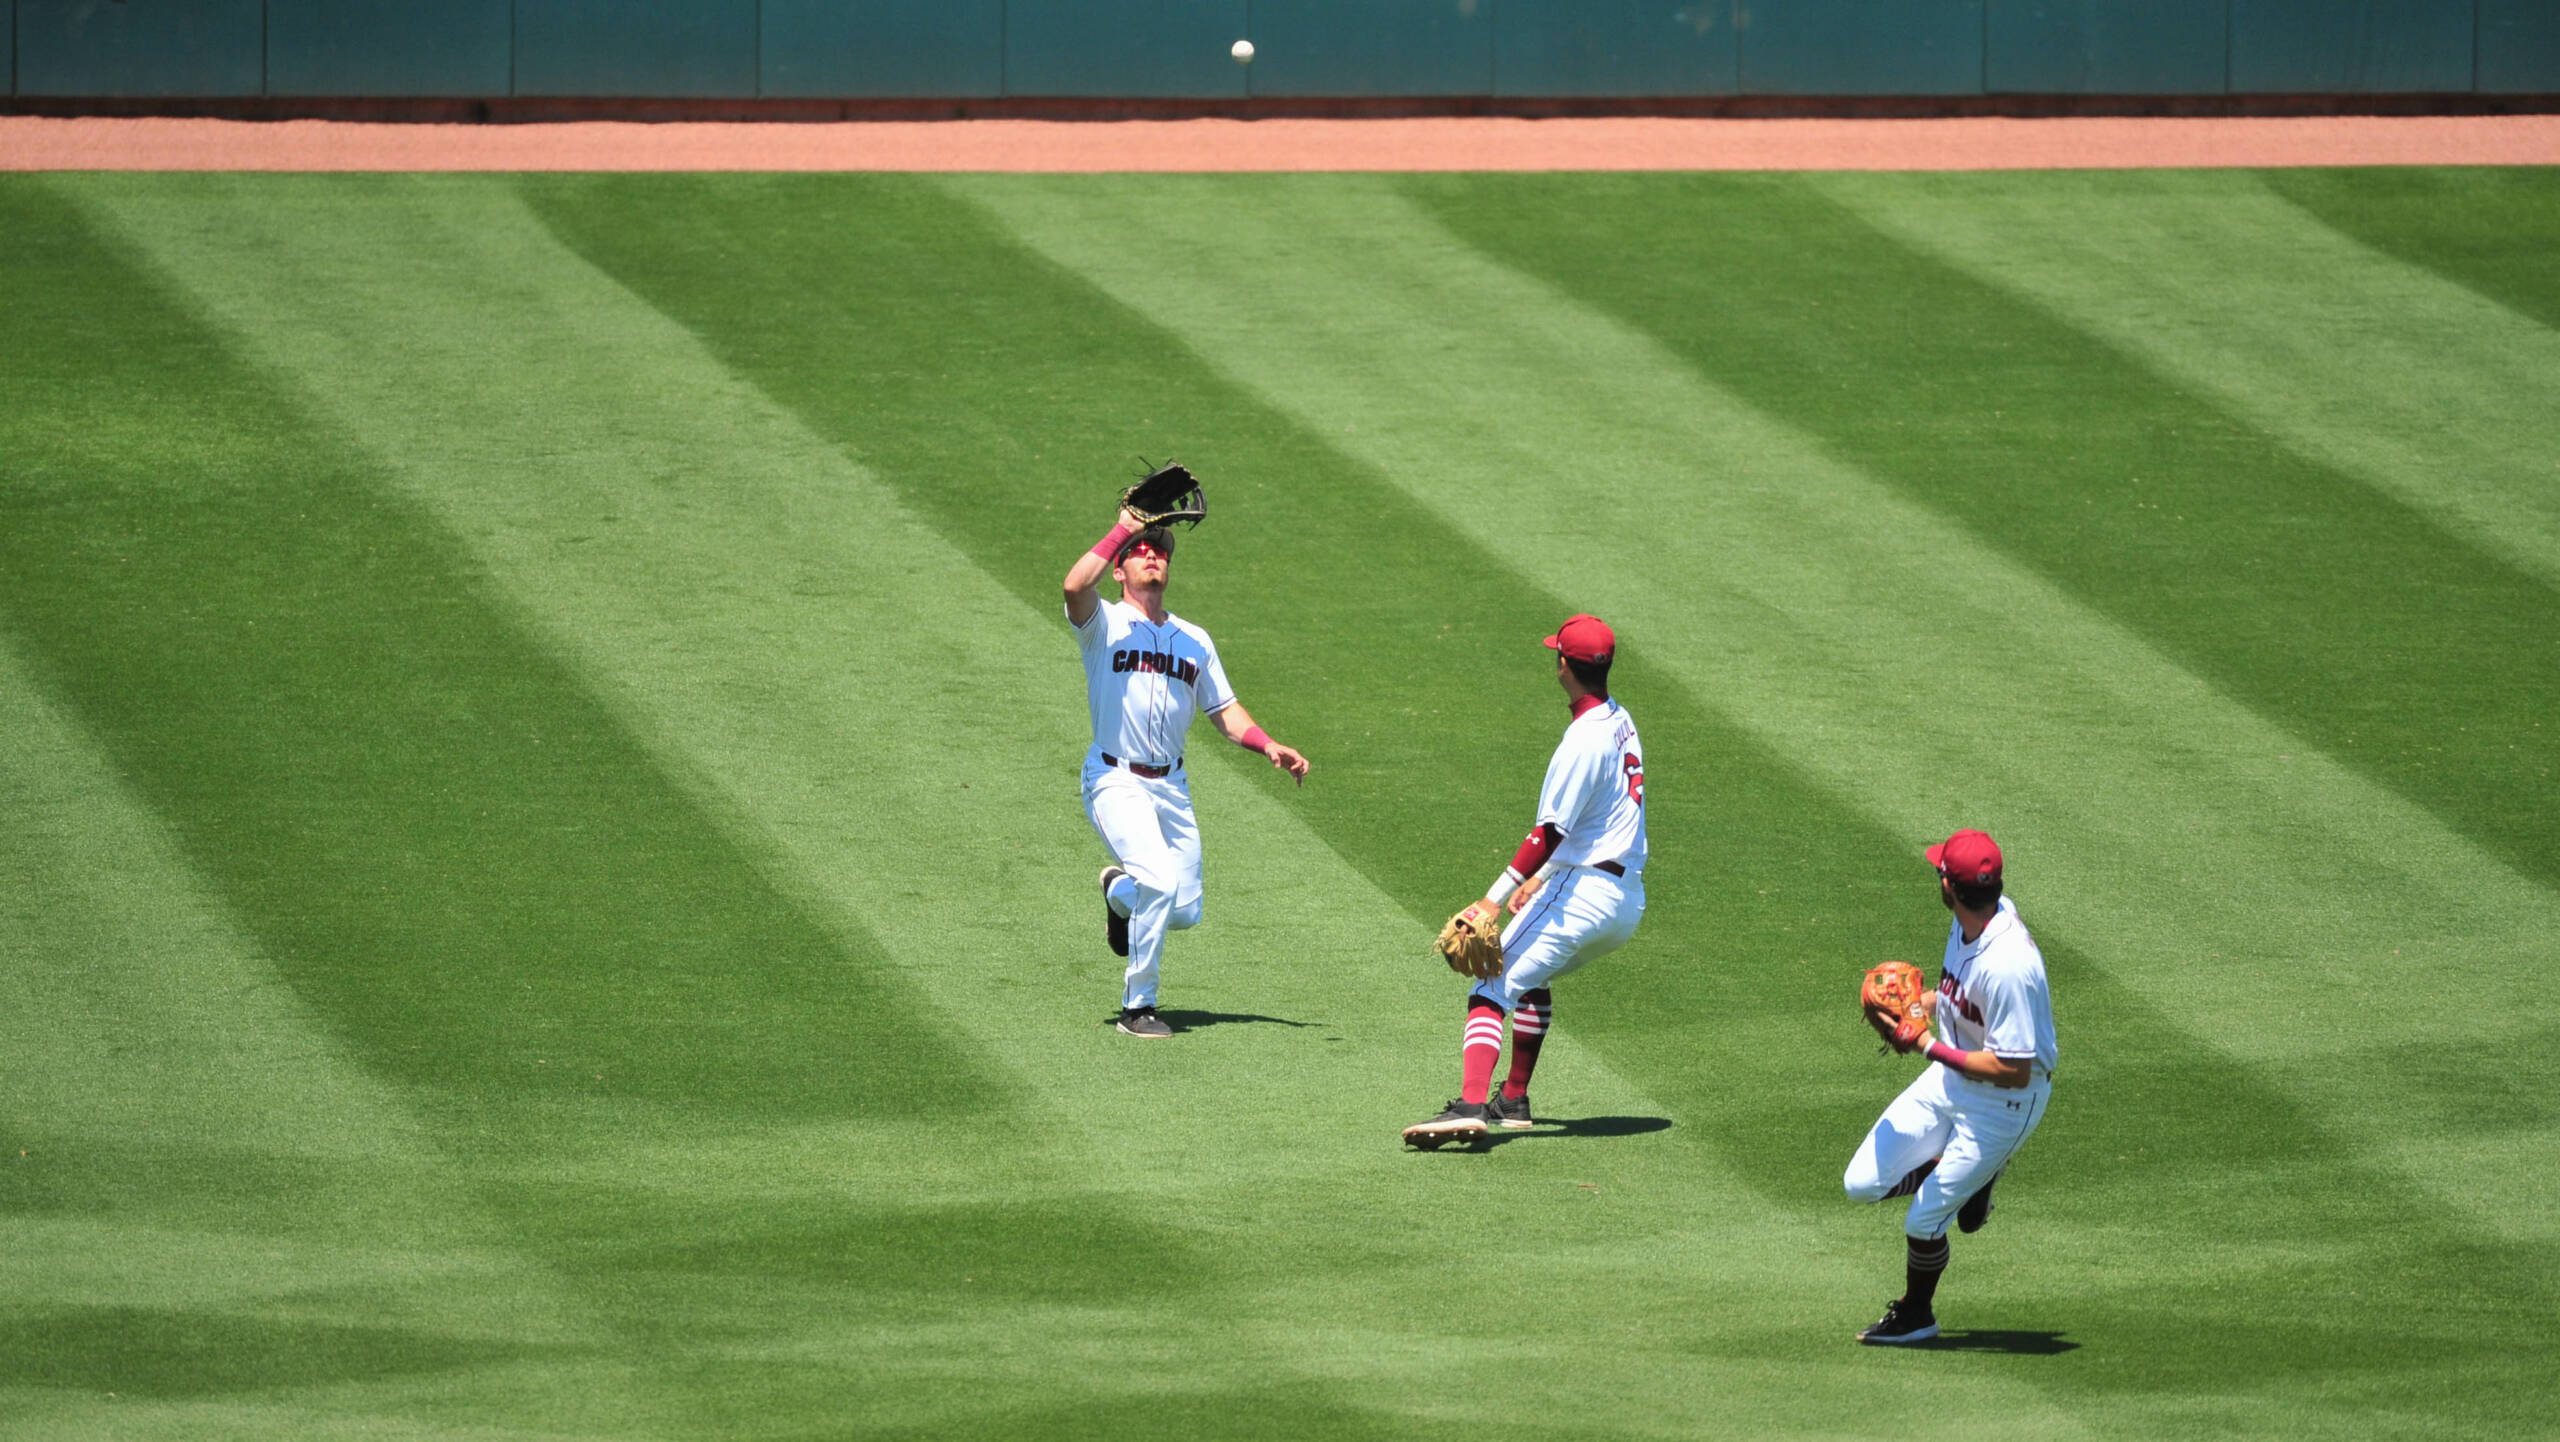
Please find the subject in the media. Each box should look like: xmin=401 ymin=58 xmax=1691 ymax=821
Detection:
xmin=1543 ymin=614 xmax=1616 ymax=663
xmin=1926 ymin=829 xmax=2003 ymax=884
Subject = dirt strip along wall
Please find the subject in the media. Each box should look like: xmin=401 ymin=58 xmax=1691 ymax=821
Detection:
xmin=7 ymin=0 xmax=2560 ymax=112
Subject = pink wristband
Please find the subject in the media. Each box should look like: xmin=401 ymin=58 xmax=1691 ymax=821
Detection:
xmin=1925 ymin=1041 xmax=1967 ymax=1070
xmin=1239 ymin=725 xmax=1271 ymax=753
xmin=1089 ymin=522 xmax=1135 ymax=560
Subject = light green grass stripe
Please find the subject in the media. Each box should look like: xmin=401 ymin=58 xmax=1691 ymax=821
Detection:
xmin=956 ymin=174 xmax=2555 ymax=1229
xmin=1817 ymin=169 xmax=2560 ymax=590
xmin=66 ymin=177 xmax=2071 ymax=1439
xmin=0 ymin=635 xmax=417 ymax=1168
xmin=0 ymin=634 xmax=606 ymax=1438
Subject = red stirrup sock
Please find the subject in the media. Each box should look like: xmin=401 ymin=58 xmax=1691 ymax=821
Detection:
xmin=1502 ymin=988 xmax=1551 ymax=1099
xmin=1461 ymin=1001 xmax=1505 ymax=1105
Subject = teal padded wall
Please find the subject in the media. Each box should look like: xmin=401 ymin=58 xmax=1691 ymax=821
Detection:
xmin=1249 ymin=0 xmax=1491 ymax=97
xmin=1986 ymin=0 xmax=2228 ymax=93
xmin=2230 ymin=0 xmax=2474 ymax=92
xmin=18 ymin=0 xmax=262 ymax=96
xmin=1742 ymin=0 xmax=1985 ymax=95
xmin=268 ymin=0 xmax=510 ymax=96
xmin=5 ymin=0 xmax=2545 ymax=103
xmin=514 ymin=0 xmax=758 ymax=97
xmin=765 ymin=0 xmax=1004 ymax=97
xmin=2479 ymin=0 xmax=2560 ymax=93
xmin=1006 ymin=0 xmax=1247 ymax=98
xmin=1496 ymin=0 xmax=1738 ymax=97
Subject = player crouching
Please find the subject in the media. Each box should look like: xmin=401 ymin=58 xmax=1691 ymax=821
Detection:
xmin=1404 ymin=616 xmax=1647 ymax=1148
xmin=1844 ymin=829 xmax=2058 ymax=1344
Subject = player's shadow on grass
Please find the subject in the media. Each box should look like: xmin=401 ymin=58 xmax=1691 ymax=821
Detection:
xmin=1918 ymin=1330 xmax=2078 ymax=1355
xmin=1147 ymin=1010 xmax=1322 ymax=1032
xmin=1480 ymin=1115 xmax=1672 ymax=1146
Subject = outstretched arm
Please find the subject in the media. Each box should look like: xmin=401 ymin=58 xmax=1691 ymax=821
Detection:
xmin=1211 ymin=702 xmax=1309 ymax=786
xmin=1065 ymin=505 xmax=1145 ymax=628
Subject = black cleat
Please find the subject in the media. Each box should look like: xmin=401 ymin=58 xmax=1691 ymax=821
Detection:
xmin=1100 ymin=866 xmax=1130 ymax=958
xmin=1115 ymin=1005 xmax=1171 ymax=1038
xmin=1957 ymin=1169 xmax=2001 ymax=1234
xmin=1487 ymin=1090 xmax=1534 ymax=1129
xmin=1401 ymin=1099 xmax=1490 ymax=1149
xmin=1857 ymin=1298 xmax=1939 ymax=1345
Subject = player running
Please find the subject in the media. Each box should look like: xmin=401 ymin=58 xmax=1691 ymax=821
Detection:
xmin=1403 ymin=614 xmax=1646 ymax=1145
xmin=1844 ymin=828 xmax=2058 ymax=1344
xmin=1065 ymin=498 xmax=1308 ymax=1038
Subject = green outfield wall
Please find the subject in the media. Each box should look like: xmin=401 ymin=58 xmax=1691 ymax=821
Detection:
xmin=9 ymin=0 xmax=2558 ymax=103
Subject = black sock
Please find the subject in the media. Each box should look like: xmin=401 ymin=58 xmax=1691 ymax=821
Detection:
xmin=1884 ymin=1158 xmax=1938 ymax=1200
xmin=1905 ymin=1235 xmax=1950 ymax=1311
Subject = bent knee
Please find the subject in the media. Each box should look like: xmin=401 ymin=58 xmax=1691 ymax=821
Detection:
xmin=1167 ymin=896 xmax=1204 ymax=930
xmin=1844 ymin=1169 xmax=1889 ymax=1204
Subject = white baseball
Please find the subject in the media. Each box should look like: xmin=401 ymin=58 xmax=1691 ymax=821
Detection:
xmin=1231 ymin=38 xmax=1255 ymax=63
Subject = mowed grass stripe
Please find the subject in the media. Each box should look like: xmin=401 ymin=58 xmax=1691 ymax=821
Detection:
xmin=2258 ymin=168 xmax=2560 ymax=342
xmin=0 ymin=637 xmax=618 ymax=1439
xmin=1400 ymin=171 xmax=2560 ymax=1252
xmin=70 ymin=174 xmax=2011 ymax=1441
xmin=962 ymin=174 xmax=2551 ymax=1054
xmin=1819 ymin=169 xmax=2560 ymax=595
xmin=959 ymin=175 xmax=2556 ymax=1435
xmin=9 ymin=178 xmax=1149 ymax=1439
xmin=0 ymin=186 xmax=703 ymax=1441
xmin=515 ymin=172 xmax=1952 ymax=1205
xmin=515 ymin=175 xmax=2096 ymax=1439
xmin=535 ymin=174 xmax=2537 ymax=1438
xmin=64 ymin=174 xmax=1320 ymax=1439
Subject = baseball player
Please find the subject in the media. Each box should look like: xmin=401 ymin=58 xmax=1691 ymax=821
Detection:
xmin=1065 ymin=501 xmax=1308 ymax=1038
xmin=1844 ymin=828 xmax=2058 ymax=1344
xmin=1403 ymin=614 xmax=1646 ymax=1144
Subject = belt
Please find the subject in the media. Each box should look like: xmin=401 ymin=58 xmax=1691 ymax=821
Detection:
xmin=1102 ymin=752 xmax=1181 ymax=779
xmin=1592 ymin=859 xmax=1627 ymax=877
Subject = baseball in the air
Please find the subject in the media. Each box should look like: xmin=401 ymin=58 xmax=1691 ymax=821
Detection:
xmin=1231 ymin=38 xmax=1255 ymax=64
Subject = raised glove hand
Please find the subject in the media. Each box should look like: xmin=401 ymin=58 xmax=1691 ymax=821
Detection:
xmin=1861 ymin=960 xmax=1930 ymax=1052
xmin=1121 ymin=462 xmax=1208 ymax=529
xmin=1436 ymin=901 xmax=1506 ymax=980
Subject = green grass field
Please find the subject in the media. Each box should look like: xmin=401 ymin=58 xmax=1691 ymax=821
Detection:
xmin=4 ymin=166 xmax=2556 ymax=1440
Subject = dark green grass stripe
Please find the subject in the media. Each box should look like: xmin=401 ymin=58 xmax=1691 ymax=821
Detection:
xmin=11 ymin=177 xmax=1229 ymax=1436
xmin=2265 ymin=167 xmax=2560 ymax=332
xmin=521 ymin=174 xmax=2554 ymax=1428
xmin=0 ymin=180 xmax=984 ymax=1121
xmin=1402 ymin=172 xmax=2560 ymax=895
xmin=514 ymin=171 xmax=1915 ymax=1134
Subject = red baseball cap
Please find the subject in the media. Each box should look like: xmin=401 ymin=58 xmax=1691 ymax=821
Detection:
xmin=1926 ymin=829 xmax=2003 ymax=883
xmin=1543 ymin=614 xmax=1616 ymax=663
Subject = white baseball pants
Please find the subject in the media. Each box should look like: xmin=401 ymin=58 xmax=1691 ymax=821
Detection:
xmin=1474 ymin=866 xmax=1643 ymax=1012
xmin=1844 ymin=1062 xmax=2051 ymax=1240
xmin=1083 ymin=755 xmax=1203 ymax=1011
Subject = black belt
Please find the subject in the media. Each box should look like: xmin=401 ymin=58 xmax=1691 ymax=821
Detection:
xmin=1103 ymin=752 xmax=1180 ymax=779
xmin=1593 ymin=859 xmax=1627 ymax=877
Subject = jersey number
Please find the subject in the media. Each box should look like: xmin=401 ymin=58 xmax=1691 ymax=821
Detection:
xmin=1623 ymin=752 xmax=1645 ymax=805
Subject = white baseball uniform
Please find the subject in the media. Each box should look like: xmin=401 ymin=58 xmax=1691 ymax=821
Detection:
xmin=1480 ymin=697 xmax=1648 ymax=1011
xmin=1070 ymin=595 xmax=1236 ymax=1011
xmin=1844 ymin=896 xmax=2058 ymax=1239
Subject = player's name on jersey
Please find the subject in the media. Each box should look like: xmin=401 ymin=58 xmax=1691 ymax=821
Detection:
xmin=1111 ymin=648 xmax=1202 ymax=684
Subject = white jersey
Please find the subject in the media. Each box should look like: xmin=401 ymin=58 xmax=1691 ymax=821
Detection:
xmin=1536 ymin=698 xmax=1647 ymax=873
xmin=1070 ymin=597 xmax=1235 ymax=766
xmin=1935 ymin=897 xmax=2058 ymax=1079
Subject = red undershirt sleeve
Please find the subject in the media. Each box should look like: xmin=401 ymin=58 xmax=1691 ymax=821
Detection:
xmin=1508 ymin=823 xmax=1561 ymax=878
